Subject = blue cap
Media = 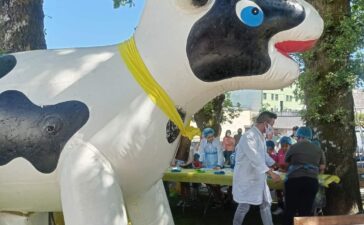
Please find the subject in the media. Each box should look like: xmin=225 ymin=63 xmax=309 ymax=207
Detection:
xmin=280 ymin=136 xmax=292 ymax=145
xmin=296 ymin=127 xmax=312 ymax=140
xmin=266 ymin=140 xmax=275 ymax=149
xmin=203 ymin=128 xmax=215 ymax=138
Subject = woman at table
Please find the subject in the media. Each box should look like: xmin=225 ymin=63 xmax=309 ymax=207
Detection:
xmin=284 ymin=127 xmax=326 ymax=225
xmin=198 ymin=128 xmax=224 ymax=169
xmin=198 ymin=128 xmax=225 ymax=207
xmin=222 ymin=130 xmax=235 ymax=165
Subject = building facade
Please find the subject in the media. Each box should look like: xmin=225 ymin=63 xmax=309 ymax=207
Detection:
xmin=221 ymin=84 xmax=304 ymax=138
xmin=262 ymin=83 xmax=304 ymax=113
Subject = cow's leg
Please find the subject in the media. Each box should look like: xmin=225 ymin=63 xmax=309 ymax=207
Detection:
xmin=0 ymin=212 xmax=48 ymax=225
xmin=59 ymin=143 xmax=128 ymax=225
xmin=127 ymin=180 xmax=174 ymax=225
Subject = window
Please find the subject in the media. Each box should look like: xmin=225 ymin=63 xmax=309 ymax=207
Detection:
xmin=271 ymin=94 xmax=274 ymax=100
xmin=290 ymin=96 xmax=293 ymax=101
xmin=263 ymin=93 xmax=267 ymax=100
xmin=275 ymin=94 xmax=278 ymax=101
xmin=286 ymin=95 xmax=289 ymax=101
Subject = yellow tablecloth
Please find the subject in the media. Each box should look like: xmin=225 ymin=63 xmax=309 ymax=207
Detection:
xmin=162 ymin=168 xmax=340 ymax=190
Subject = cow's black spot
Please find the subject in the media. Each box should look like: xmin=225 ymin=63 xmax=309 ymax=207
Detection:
xmin=166 ymin=108 xmax=186 ymax=144
xmin=0 ymin=55 xmax=17 ymax=79
xmin=0 ymin=90 xmax=89 ymax=173
xmin=187 ymin=0 xmax=305 ymax=82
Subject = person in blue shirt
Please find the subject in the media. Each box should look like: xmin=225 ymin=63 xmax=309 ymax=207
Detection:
xmin=198 ymin=127 xmax=225 ymax=207
xmin=198 ymin=128 xmax=224 ymax=169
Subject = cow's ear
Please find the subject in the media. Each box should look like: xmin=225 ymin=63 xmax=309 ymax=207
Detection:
xmin=174 ymin=0 xmax=213 ymax=12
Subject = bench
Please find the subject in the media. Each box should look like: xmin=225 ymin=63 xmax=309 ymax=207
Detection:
xmin=294 ymin=215 xmax=364 ymax=225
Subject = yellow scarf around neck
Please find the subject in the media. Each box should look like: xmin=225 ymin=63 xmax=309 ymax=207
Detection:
xmin=118 ymin=37 xmax=200 ymax=140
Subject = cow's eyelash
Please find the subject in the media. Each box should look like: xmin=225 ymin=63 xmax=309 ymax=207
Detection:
xmin=192 ymin=0 xmax=209 ymax=7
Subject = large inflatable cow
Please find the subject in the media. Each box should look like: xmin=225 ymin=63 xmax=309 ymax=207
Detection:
xmin=0 ymin=0 xmax=323 ymax=224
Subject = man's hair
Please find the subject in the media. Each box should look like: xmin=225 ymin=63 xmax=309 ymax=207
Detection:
xmin=256 ymin=111 xmax=277 ymax=123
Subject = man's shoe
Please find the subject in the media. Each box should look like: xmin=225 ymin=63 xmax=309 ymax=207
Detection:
xmin=211 ymin=202 xmax=223 ymax=209
xmin=177 ymin=200 xmax=184 ymax=207
xmin=272 ymin=207 xmax=283 ymax=215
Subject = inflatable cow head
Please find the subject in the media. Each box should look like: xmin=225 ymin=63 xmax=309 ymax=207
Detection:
xmin=134 ymin=0 xmax=323 ymax=113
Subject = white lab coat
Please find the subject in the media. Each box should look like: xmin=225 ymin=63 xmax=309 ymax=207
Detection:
xmin=232 ymin=126 xmax=275 ymax=205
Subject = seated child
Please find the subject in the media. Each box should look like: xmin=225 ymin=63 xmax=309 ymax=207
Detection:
xmin=272 ymin=136 xmax=292 ymax=215
xmin=192 ymin=153 xmax=202 ymax=169
xmin=266 ymin=140 xmax=277 ymax=162
xmin=276 ymin=136 xmax=291 ymax=172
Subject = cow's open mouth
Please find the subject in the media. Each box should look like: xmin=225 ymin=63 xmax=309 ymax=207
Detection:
xmin=275 ymin=40 xmax=317 ymax=58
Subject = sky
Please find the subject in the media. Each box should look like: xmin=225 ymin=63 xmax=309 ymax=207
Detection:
xmin=43 ymin=0 xmax=145 ymax=49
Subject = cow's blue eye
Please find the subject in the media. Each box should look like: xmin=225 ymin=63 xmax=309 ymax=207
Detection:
xmin=240 ymin=6 xmax=264 ymax=27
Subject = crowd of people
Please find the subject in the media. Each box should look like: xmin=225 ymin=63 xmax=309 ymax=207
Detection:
xmin=170 ymin=111 xmax=326 ymax=225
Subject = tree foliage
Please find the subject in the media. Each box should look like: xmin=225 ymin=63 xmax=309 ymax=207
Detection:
xmin=113 ymin=0 xmax=135 ymax=8
xmin=194 ymin=93 xmax=242 ymax=135
xmin=299 ymin=0 xmax=363 ymax=123
xmin=298 ymin=0 xmax=364 ymax=214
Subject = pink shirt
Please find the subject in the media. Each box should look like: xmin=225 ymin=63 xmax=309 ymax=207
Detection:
xmin=277 ymin=148 xmax=288 ymax=170
xmin=222 ymin=136 xmax=235 ymax=151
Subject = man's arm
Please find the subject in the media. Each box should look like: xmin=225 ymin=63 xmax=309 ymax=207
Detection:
xmin=265 ymin=152 xmax=276 ymax=167
xmin=239 ymin=134 xmax=269 ymax=174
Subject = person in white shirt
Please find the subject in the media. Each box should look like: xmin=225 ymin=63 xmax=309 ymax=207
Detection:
xmin=232 ymin=111 xmax=281 ymax=225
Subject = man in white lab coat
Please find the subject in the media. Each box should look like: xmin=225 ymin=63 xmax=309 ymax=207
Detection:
xmin=232 ymin=111 xmax=281 ymax=225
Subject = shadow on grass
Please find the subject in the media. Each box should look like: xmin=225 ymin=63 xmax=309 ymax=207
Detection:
xmin=169 ymin=195 xmax=284 ymax=225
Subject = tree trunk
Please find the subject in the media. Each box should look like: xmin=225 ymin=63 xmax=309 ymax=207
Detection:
xmin=174 ymin=94 xmax=226 ymax=162
xmin=0 ymin=0 xmax=46 ymax=53
xmin=174 ymin=136 xmax=191 ymax=162
xmin=303 ymin=0 xmax=363 ymax=214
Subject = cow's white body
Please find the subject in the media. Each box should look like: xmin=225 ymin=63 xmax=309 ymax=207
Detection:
xmin=0 ymin=45 xmax=176 ymax=224
xmin=0 ymin=1 xmax=323 ymax=224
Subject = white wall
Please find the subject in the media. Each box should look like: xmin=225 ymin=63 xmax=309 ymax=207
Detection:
xmin=220 ymin=110 xmax=258 ymax=140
